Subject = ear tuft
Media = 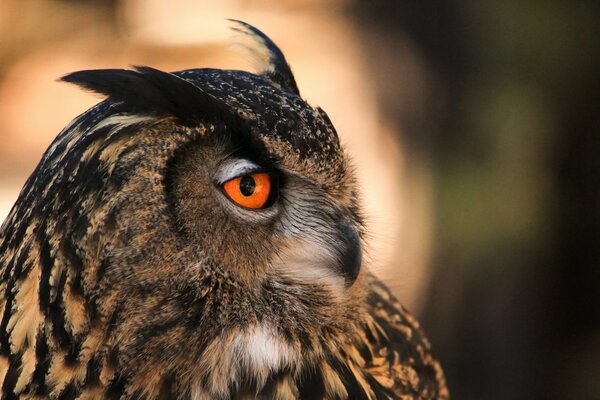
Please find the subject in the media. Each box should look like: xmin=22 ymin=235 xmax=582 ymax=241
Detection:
xmin=229 ymin=19 xmax=300 ymax=96
xmin=61 ymin=66 xmax=228 ymax=123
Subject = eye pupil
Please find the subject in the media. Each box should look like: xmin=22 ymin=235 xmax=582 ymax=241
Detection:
xmin=239 ymin=175 xmax=256 ymax=196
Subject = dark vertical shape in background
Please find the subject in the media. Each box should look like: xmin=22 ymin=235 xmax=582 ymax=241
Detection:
xmin=348 ymin=1 xmax=600 ymax=399
xmin=550 ymin=21 xmax=600 ymax=397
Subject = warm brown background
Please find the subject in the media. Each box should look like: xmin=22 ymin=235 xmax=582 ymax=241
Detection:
xmin=0 ymin=1 xmax=598 ymax=399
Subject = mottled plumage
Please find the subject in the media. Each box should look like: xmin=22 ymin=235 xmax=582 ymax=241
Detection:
xmin=0 ymin=21 xmax=447 ymax=399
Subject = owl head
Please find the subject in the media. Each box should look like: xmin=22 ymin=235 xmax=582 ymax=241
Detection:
xmin=0 ymin=21 xmax=369 ymax=397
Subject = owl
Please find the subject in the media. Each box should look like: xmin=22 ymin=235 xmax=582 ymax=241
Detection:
xmin=0 ymin=21 xmax=447 ymax=399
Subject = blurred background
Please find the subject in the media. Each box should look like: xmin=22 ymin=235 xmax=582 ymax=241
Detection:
xmin=0 ymin=1 xmax=598 ymax=398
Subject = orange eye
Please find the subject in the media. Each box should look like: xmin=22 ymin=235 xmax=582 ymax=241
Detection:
xmin=222 ymin=172 xmax=272 ymax=209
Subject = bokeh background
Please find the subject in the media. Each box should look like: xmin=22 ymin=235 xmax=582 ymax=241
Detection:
xmin=0 ymin=1 xmax=598 ymax=399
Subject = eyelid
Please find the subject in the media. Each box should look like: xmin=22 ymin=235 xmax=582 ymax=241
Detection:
xmin=214 ymin=159 xmax=262 ymax=184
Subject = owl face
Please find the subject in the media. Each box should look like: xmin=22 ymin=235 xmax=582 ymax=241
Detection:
xmin=166 ymin=81 xmax=363 ymax=291
xmin=0 ymin=23 xmax=367 ymax=396
xmin=167 ymin=134 xmax=361 ymax=282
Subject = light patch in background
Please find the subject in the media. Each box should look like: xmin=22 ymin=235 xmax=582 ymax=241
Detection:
xmin=120 ymin=0 xmax=237 ymax=45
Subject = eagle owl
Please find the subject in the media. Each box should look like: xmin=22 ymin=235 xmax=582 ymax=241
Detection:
xmin=0 ymin=21 xmax=447 ymax=399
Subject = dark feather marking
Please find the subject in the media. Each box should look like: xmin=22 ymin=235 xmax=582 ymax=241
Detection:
xmin=70 ymin=214 xmax=91 ymax=251
xmin=105 ymin=144 xmax=142 ymax=189
xmin=258 ymin=369 xmax=293 ymax=398
xmin=229 ymin=19 xmax=300 ymax=96
xmin=157 ymin=372 xmax=177 ymax=400
xmin=0 ymin=222 xmax=10 ymax=253
xmin=95 ymin=256 xmax=110 ymax=284
xmin=105 ymin=373 xmax=127 ymax=400
xmin=329 ymin=357 xmax=370 ymax=400
xmin=37 ymin=233 xmax=53 ymax=314
xmin=61 ymin=239 xmax=84 ymax=298
xmin=230 ymin=372 xmax=259 ymax=398
xmin=57 ymin=381 xmax=78 ymax=400
xmin=297 ymin=327 xmax=312 ymax=351
xmin=363 ymin=373 xmax=396 ymax=400
xmin=135 ymin=315 xmax=187 ymax=350
xmin=11 ymin=242 xmax=32 ymax=285
xmin=7 ymin=220 xmax=31 ymax=257
xmin=72 ymin=157 xmax=105 ymax=201
xmin=0 ymin=235 xmax=15 ymax=272
xmin=64 ymin=336 xmax=82 ymax=366
xmin=49 ymin=269 xmax=72 ymax=350
xmin=0 ymin=287 xmax=14 ymax=356
xmin=183 ymin=295 xmax=208 ymax=332
xmin=84 ymin=354 xmax=102 ymax=387
xmin=103 ymin=207 xmax=118 ymax=233
xmin=1 ymin=352 xmax=22 ymax=396
xmin=296 ymin=365 xmax=326 ymax=400
xmin=355 ymin=338 xmax=374 ymax=366
xmin=31 ymin=329 xmax=50 ymax=395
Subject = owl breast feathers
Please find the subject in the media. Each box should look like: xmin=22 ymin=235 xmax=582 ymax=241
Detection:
xmin=0 ymin=21 xmax=447 ymax=399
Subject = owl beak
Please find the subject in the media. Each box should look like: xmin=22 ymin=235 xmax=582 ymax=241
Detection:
xmin=337 ymin=222 xmax=362 ymax=284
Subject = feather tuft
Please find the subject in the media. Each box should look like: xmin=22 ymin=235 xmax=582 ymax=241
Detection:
xmin=229 ymin=19 xmax=300 ymax=96
xmin=61 ymin=66 xmax=230 ymax=124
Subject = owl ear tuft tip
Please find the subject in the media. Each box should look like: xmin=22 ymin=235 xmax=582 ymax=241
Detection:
xmin=228 ymin=19 xmax=300 ymax=96
xmin=60 ymin=70 xmax=101 ymax=91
